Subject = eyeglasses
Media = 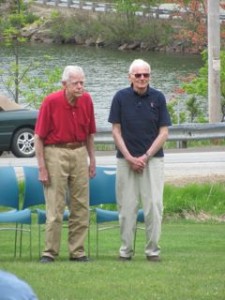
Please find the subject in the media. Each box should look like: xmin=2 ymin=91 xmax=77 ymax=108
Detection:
xmin=132 ymin=73 xmax=150 ymax=79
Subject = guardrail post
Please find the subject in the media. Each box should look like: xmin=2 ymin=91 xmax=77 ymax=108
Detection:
xmin=79 ymin=1 xmax=83 ymax=10
xmin=176 ymin=141 xmax=187 ymax=149
xmin=105 ymin=3 xmax=112 ymax=13
xmin=92 ymin=3 xmax=96 ymax=12
xmin=67 ymin=0 xmax=72 ymax=7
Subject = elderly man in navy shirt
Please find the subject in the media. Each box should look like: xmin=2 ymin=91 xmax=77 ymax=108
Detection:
xmin=108 ymin=58 xmax=171 ymax=262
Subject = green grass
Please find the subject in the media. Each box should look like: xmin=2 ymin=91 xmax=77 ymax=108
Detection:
xmin=1 ymin=220 xmax=225 ymax=300
xmin=93 ymin=182 xmax=225 ymax=218
xmin=164 ymin=182 xmax=225 ymax=216
xmin=1 ymin=182 xmax=225 ymax=299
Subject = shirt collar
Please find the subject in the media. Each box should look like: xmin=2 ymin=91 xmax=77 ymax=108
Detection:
xmin=131 ymin=84 xmax=150 ymax=97
xmin=63 ymin=90 xmax=80 ymax=109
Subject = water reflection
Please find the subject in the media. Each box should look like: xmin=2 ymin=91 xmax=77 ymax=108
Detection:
xmin=0 ymin=44 xmax=203 ymax=127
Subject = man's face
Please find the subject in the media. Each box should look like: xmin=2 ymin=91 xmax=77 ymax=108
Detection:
xmin=128 ymin=65 xmax=150 ymax=93
xmin=63 ymin=73 xmax=85 ymax=99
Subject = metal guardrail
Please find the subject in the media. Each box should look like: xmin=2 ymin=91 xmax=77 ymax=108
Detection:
xmin=95 ymin=123 xmax=225 ymax=144
xmin=34 ymin=0 xmax=115 ymax=12
xmin=33 ymin=0 xmax=200 ymax=19
xmin=33 ymin=0 xmax=157 ymax=16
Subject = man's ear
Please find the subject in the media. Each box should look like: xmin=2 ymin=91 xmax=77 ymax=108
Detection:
xmin=128 ymin=74 xmax=132 ymax=84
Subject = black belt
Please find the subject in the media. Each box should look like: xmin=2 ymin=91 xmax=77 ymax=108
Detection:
xmin=47 ymin=142 xmax=85 ymax=150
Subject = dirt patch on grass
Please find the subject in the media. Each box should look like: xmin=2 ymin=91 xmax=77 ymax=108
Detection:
xmin=165 ymin=174 xmax=225 ymax=186
xmin=164 ymin=211 xmax=225 ymax=223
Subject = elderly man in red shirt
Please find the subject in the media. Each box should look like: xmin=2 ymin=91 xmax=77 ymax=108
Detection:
xmin=35 ymin=65 xmax=96 ymax=263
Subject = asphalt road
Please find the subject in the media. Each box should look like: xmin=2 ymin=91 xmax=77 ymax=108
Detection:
xmin=1 ymin=148 xmax=225 ymax=184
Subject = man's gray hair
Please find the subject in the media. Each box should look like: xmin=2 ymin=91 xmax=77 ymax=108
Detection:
xmin=129 ymin=59 xmax=151 ymax=74
xmin=62 ymin=65 xmax=85 ymax=82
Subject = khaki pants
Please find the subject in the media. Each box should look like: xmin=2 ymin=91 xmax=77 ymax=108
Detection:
xmin=116 ymin=157 xmax=164 ymax=258
xmin=42 ymin=146 xmax=89 ymax=259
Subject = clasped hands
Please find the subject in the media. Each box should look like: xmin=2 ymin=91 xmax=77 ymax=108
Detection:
xmin=128 ymin=154 xmax=148 ymax=173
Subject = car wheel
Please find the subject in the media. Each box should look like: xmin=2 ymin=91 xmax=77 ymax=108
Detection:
xmin=11 ymin=128 xmax=35 ymax=158
xmin=0 ymin=151 xmax=3 ymax=156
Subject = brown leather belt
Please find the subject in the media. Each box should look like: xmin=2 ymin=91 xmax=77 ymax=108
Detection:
xmin=47 ymin=142 xmax=85 ymax=150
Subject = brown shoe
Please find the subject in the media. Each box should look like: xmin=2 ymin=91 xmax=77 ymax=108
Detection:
xmin=146 ymin=255 xmax=161 ymax=262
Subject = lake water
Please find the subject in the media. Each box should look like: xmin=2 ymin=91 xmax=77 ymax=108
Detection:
xmin=0 ymin=43 xmax=203 ymax=128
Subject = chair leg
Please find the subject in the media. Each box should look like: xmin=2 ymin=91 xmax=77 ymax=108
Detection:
xmin=19 ymin=224 xmax=23 ymax=257
xmin=29 ymin=224 xmax=32 ymax=260
xmin=88 ymin=225 xmax=90 ymax=258
xmin=14 ymin=226 xmax=18 ymax=258
xmin=133 ymin=222 xmax=138 ymax=256
xmin=96 ymin=223 xmax=99 ymax=258
xmin=38 ymin=224 xmax=41 ymax=258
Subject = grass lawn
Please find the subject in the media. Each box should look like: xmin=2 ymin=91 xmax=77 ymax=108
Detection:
xmin=1 ymin=220 xmax=225 ymax=300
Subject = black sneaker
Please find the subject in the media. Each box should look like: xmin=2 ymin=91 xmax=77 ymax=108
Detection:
xmin=146 ymin=255 xmax=161 ymax=262
xmin=70 ymin=256 xmax=89 ymax=262
xmin=40 ymin=256 xmax=54 ymax=263
xmin=118 ymin=256 xmax=132 ymax=261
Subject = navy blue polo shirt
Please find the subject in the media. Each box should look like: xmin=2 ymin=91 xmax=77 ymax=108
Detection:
xmin=108 ymin=85 xmax=171 ymax=158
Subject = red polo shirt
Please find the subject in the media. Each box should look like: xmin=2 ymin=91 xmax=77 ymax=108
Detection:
xmin=35 ymin=90 xmax=96 ymax=145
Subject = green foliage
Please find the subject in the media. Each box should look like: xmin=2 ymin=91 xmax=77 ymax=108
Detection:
xmin=115 ymin=0 xmax=140 ymax=30
xmin=22 ymin=64 xmax=62 ymax=108
xmin=168 ymin=49 xmax=225 ymax=124
xmin=182 ymin=52 xmax=207 ymax=96
xmin=168 ymin=94 xmax=207 ymax=124
xmin=0 ymin=1 xmax=63 ymax=106
xmin=164 ymin=182 xmax=225 ymax=215
xmin=46 ymin=2 xmax=176 ymax=47
xmin=1 ymin=12 xmax=27 ymax=46
xmin=182 ymin=50 xmax=225 ymax=121
xmin=136 ymin=18 xmax=174 ymax=48
xmin=97 ymin=182 xmax=225 ymax=217
xmin=165 ymin=139 xmax=225 ymax=150
xmin=0 ymin=0 xmax=41 ymax=103
xmin=185 ymin=95 xmax=203 ymax=122
xmin=167 ymin=98 xmax=186 ymax=124
xmin=167 ymin=100 xmax=177 ymax=123
xmin=49 ymin=11 xmax=100 ymax=43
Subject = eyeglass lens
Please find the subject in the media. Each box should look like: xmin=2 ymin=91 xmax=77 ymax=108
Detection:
xmin=133 ymin=73 xmax=150 ymax=78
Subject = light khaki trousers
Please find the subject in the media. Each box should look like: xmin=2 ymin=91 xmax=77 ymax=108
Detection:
xmin=116 ymin=157 xmax=164 ymax=258
xmin=42 ymin=146 xmax=89 ymax=259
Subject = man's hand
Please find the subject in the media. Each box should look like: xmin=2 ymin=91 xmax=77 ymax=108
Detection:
xmin=38 ymin=167 xmax=50 ymax=186
xmin=128 ymin=156 xmax=146 ymax=173
xmin=89 ymin=159 xmax=96 ymax=178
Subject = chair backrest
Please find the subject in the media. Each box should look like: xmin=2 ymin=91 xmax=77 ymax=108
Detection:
xmin=89 ymin=166 xmax=116 ymax=206
xmin=22 ymin=166 xmax=45 ymax=209
xmin=0 ymin=166 xmax=19 ymax=210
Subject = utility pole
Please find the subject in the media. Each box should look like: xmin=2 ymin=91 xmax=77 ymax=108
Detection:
xmin=208 ymin=0 xmax=221 ymax=122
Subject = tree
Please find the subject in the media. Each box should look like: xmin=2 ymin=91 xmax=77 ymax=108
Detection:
xmin=0 ymin=0 xmax=39 ymax=103
xmin=115 ymin=0 xmax=162 ymax=30
xmin=171 ymin=0 xmax=207 ymax=53
xmin=0 ymin=0 xmax=63 ymax=107
xmin=182 ymin=50 xmax=225 ymax=122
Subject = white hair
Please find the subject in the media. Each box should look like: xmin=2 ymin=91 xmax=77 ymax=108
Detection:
xmin=62 ymin=65 xmax=85 ymax=82
xmin=129 ymin=59 xmax=151 ymax=74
